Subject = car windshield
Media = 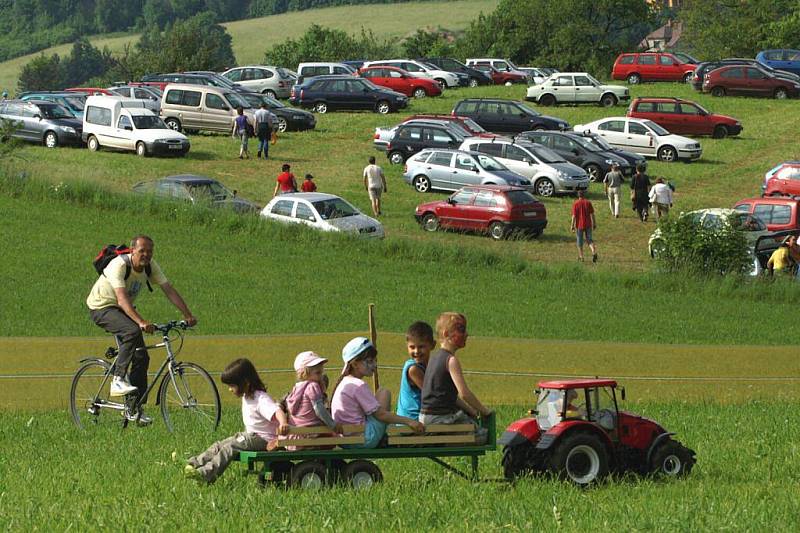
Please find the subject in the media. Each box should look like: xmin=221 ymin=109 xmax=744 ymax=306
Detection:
xmin=532 ymin=145 xmax=566 ymax=163
xmin=190 ymin=181 xmax=231 ymax=200
xmin=643 ymin=120 xmax=670 ymax=136
xmin=462 ymin=117 xmax=487 ymax=133
xmin=38 ymin=104 xmax=72 ymax=119
xmin=277 ymin=68 xmax=295 ymax=79
xmin=263 ymin=95 xmax=285 ymax=108
xmin=64 ymin=96 xmax=85 ymax=110
xmin=240 ymin=93 xmax=261 ymax=107
xmin=360 ymin=78 xmax=381 ymax=90
xmin=132 ymin=115 xmax=168 ymax=129
xmin=584 ymin=74 xmax=602 ymax=85
xmin=733 ymin=213 xmax=766 ymax=231
xmin=517 ymin=103 xmax=540 ymax=117
xmin=313 ymin=198 xmax=358 ymax=219
xmin=145 ymin=86 xmax=162 ymax=97
xmin=587 ymin=134 xmax=614 ymax=150
xmin=206 ymin=75 xmax=236 ymax=88
xmin=475 ymin=154 xmax=508 ymax=171
xmin=573 ymin=135 xmax=604 ymax=152
xmin=421 ymin=61 xmax=439 ymax=70
xmin=225 ymin=92 xmax=250 ymax=108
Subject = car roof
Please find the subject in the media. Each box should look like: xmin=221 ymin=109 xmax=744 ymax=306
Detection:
xmin=272 ymin=192 xmax=341 ymax=202
xmin=459 ymin=184 xmax=530 ymax=193
xmin=633 ymin=96 xmax=689 ymax=102
xmin=736 ymin=196 xmax=800 ymax=205
xmin=539 ymin=379 xmax=617 ymax=389
xmin=160 ymin=174 xmax=220 ymax=185
xmin=458 ymin=98 xmax=522 ymax=103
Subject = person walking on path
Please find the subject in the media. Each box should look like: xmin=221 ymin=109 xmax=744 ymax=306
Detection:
xmin=254 ymin=103 xmax=274 ymax=159
xmin=363 ymin=156 xmax=387 ymax=217
xmin=273 ymin=164 xmax=298 ymax=196
xmin=630 ymin=164 xmax=652 ymax=222
xmin=603 ymin=162 xmax=624 ymax=218
xmin=571 ymin=190 xmax=598 ymax=263
xmin=648 ymin=177 xmax=673 ymax=221
xmin=231 ymin=107 xmax=253 ymax=159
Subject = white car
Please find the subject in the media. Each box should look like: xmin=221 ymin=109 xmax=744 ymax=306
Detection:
xmin=362 ymin=60 xmax=460 ymax=88
xmin=526 ymin=73 xmax=629 ymax=107
xmin=517 ymin=67 xmax=548 ymax=85
xmin=261 ymin=193 xmax=384 ymax=239
xmin=573 ymin=117 xmax=702 ymax=162
xmin=220 ymin=65 xmax=295 ymax=99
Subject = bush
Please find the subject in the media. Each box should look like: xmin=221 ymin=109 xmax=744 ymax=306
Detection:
xmin=264 ymin=24 xmax=395 ymax=67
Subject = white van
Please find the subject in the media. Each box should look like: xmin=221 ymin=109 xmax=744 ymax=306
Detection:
xmin=296 ymin=62 xmax=357 ymax=84
xmin=83 ymin=95 xmax=190 ymax=157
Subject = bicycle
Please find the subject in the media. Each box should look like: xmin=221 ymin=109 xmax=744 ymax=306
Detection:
xmin=70 ymin=320 xmax=221 ymax=433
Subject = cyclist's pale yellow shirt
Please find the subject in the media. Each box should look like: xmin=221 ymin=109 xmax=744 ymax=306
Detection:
xmin=86 ymin=255 xmax=167 ymax=310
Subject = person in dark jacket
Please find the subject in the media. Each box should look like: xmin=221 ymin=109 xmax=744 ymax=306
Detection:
xmin=630 ymin=164 xmax=652 ymax=222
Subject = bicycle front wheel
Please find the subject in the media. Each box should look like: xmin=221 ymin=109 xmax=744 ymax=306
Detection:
xmin=159 ymin=362 xmax=221 ymax=434
xmin=70 ymin=360 xmax=123 ymax=430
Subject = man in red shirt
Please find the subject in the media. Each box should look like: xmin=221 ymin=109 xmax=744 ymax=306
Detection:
xmin=570 ymin=190 xmax=598 ymax=263
xmin=272 ymin=163 xmax=298 ymax=197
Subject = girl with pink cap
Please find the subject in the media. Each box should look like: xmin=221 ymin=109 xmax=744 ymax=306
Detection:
xmin=285 ymin=351 xmax=342 ymax=436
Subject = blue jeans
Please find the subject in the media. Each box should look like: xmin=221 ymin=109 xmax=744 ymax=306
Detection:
xmin=258 ymin=137 xmax=269 ymax=158
xmin=576 ymin=227 xmax=593 ymax=247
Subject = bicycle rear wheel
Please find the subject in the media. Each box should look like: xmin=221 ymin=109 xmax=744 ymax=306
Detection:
xmin=70 ymin=360 xmax=124 ymax=429
xmin=159 ymin=362 xmax=221 ymax=434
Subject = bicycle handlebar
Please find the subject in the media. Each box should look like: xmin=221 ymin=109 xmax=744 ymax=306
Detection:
xmin=152 ymin=320 xmax=191 ymax=334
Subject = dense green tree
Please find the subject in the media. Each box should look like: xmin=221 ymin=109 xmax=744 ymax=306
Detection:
xmin=402 ymin=28 xmax=456 ymax=59
xmin=142 ymin=0 xmax=176 ymax=28
xmin=63 ymin=38 xmax=116 ymax=86
xmin=17 ymin=54 xmax=66 ymax=92
xmin=264 ymin=24 xmax=394 ymax=67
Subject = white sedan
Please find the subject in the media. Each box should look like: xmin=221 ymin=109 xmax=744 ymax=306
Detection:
xmin=526 ymin=73 xmax=629 ymax=107
xmin=261 ymin=193 xmax=384 ymax=239
xmin=573 ymin=117 xmax=702 ymax=162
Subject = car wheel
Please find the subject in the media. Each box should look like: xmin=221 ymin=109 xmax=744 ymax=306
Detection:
xmin=650 ymin=439 xmax=695 ymax=477
xmin=533 ymin=125 xmax=547 ymax=131
xmin=388 ymin=151 xmax=405 ymax=165
xmin=263 ymin=90 xmax=277 ymax=99
xmin=87 ymin=135 xmax=100 ymax=152
xmin=314 ymin=102 xmax=328 ymax=114
xmin=657 ymin=145 xmax=677 ymax=162
xmin=44 ymin=131 xmax=58 ymax=148
xmin=535 ymin=178 xmax=555 ymax=197
xmin=600 ymin=93 xmax=617 ymax=107
xmin=774 ymin=87 xmax=789 ymax=100
xmin=539 ymin=94 xmax=556 ymax=106
xmin=435 ymin=78 xmax=446 ymax=89
xmin=548 ymin=432 xmax=609 ymax=487
xmin=276 ymin=117 xmax=288 ymax=133
xmin=683 ymin=72 xmax=694 ymax=83
xmin=489 ymin=221 xmax=507 ymax=240
xmin=136 ymin=142 xmax=147 ymax=157
xmin=376 ymin=100 xmax=391 ymax=114
xmin=468 ymin=78 xmax=479 ymax=88
xmin=712 ymin=125 xmax=728 ymax=139
xmin=164 ymin=118 xmax=181 ymax=131
xmin=711 ymin=86 xmax=725 ymax=97
xmin=413 ymin=175 xmax=431 ymax=193
xmin=413 ymin=87 xmax=427 ymax=98
xmin=627 ymin=73 xmax=641 ymax=85
xmin=585 ymin=163 xmax=602 ymax=182
xmin=421 ymin=212 xmax=439 ymax=231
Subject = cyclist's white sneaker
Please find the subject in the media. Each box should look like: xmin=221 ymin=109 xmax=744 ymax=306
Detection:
xmin=125 ymin=408 xmax=153 ymax=426
xmin=110 ymin=376 xmax=137 ymax=396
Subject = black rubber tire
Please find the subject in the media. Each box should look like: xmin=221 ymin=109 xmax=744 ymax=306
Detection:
xmin=341 ymin=460 xmax=383 ymax=488
xmin=421 ymin=212 xmax=439 ymax=232
xmin=489 ymin=221 xmax=507 ymax=240
xmin=69 ymin=360 xmax=116 ymax=430
xmin=289 ymin=460 xmax=327 ymax=488
xmin=276 ymin=117 xmax=288 ymax=133
xmin=627 ymin=73 xmax=641 ymax=85
xmin=712 ymin=125 xmax=728 ymax=139
xmin=158 ymin=362 xmax=221 ymax=434
xmin=657 ymin=145 xmax=677 ymax=162
xmin=502 ymin=443 xmax=535 ymax=480
xmin=600 ymin=93 xmax=617 ymax=107
xmin=136 ymin=142 xmax=147 ymax=157
xmin=539 ymin=94 xmax=556 ymax=106
xmin=683 ymin=72 xmax=694 ymax=83
xmin=775 ymin=87 xmax=788 ymax=100
xmin=389 ymin=151 xmax=405 ymax=165
xmin=262 ymin=461 xmax=293 ymax=487
xmin=468 ymin=77 xmax=480 ymax=88
xmin=263 ymin=90 xmax=277 ymax=99
xmin=586 ymin=163 xmax=602 ymax=182
xmin=87 ymin=135 xmax=100 ymax=152
xmin=376 ymin=100 xmax=391 ymax=114
xmin=164 ymin=118 xmax=181 ymax=131
xmin=413 ymin=175 xmax=432 ymax=193
xmin=711 ymin=86 xmax=725 ymax=97
xmin=535 ymin=178 xmax=555 ymax=197
xmin=548 ymin=432 xmax=609 ymax=486
xmin=314 ymin=102 xmax=328 ymax=114
xmin=44 ymin=131 xmax=58 ymax=148
xmin=650 ymin=439 xmax=695 ymax=477
xmin=413 ymin=87 xmax=427 ymax=98
xmin=435 ymin=78 xmax=447 ymax=89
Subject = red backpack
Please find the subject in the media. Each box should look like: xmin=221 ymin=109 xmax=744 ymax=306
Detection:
xmin=93 ymin=244 xmax=153 ymax=292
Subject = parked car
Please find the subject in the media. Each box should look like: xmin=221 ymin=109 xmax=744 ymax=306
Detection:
xmin=296 ymin=62 xmax=357 ymax=84
xmin=517 ymin=67 xmax=548 ymax=85
xmin=133 ymin=175 xmax=258 ymax=213
xmin=459 ymin=138 xmax=589 ymax=197
xmin=384 ymin=121 xmax=469 ymax=164
xmin=83 ymin=95 xmax=189 ymax=156
xmin=261 ymin=192 xmax=384 ymax=238
xmin=419 ymin=57 xmax=493 ymax=87
xmin=220 ymin=66 xmax=295 ymax=99
xmin=65 ymin=87 xmax=112 ymax=96
xmin=415 ymin=185 xmax=547 ymax=240
xmin=289 ymin=75 xmax=408 ymax=114
xmin=402 ymin=149 xmax=532 ymax=193
xmin=691 ymin=58 xmax=800 ymax=91
xmin=358 ymin=66 xmax=441 ymax=98
xmin=519 ymin=130 xmax=634 ymax=181
xmin=526 ymin=72 xmax=629 ymax=107
xmin=470 ymin=64 xmax=527 ymax=85
xmin=762 ymin=161 xmax=800 ymax=193
xmin=404 ymin=114 xmax=499 ymax=138
xmin=763 ymin=161 xmax=800 ymax=197
xmin=236 ymin=91 xmax=316 ymax=132
xmin=626 ymin=97 xmax=742 ymax=138
xmin=160 ymin=83 xmax=255 ymax=133
xmin=19 ymin=91 xmax=86 ymax=118
xmin=108 ymin=85 xmax=162 ymax=113
xmin=141 ymin=72 xmax=247 ymax=93
xmin=0 ymin=99 xmax=83 ymax=147
xmin=452 ymin=98 xmax=569 ymax=134
xmin=573 ymin=117 xmax=702 ymax=162
xmin=756 ymin=49 xmax=800 ymax=76
xmin=465 ymin=58 xmax=531 ymax=81
xmin=362 ymin=59 xmax=462 ymax=88
xmin=611 ymin=52 xmax=696 ymax=84
xmin=578 ymin=131 xmax=647 ymax=170
xmin=373 ymin=115 xmax=499 ymax=152
xmin=702 ymin=64 xmax=800 ymax=99
xmin=734 ymin=197 xmax=800 ymax=232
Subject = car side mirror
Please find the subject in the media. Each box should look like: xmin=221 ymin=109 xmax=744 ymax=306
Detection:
xmin=571 ymin=148 xmax=579 ymax=155
xmin=33 ymin=114 xmax=41 ymax=120
xmin=221 ymin=106 xmax=229 ymax=111
xmin=447 ymin=197 xmax=455 ymax=205
xmin=520 ymin=113 xmax=526 ymax=118
xmin=124 ymin=125 xmax=132 ymax=131
xmin=522 ymin=157 xmax=532 ymax=165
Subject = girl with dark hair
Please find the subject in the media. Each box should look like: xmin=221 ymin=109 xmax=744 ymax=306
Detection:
xmin=184 ymin=358 xmax=287 ymax=483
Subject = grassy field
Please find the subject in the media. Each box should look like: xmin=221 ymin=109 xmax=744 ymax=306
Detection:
xmin=0 ymin=0 xmax=498 ymax=95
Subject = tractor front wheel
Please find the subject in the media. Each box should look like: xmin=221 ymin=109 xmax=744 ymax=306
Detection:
xmin=502 ymin=443 xmax=536 ymax=480
xmin=650 ymin=439 xmax=695 ymax=477
xmin=549 ymin=432 xmax=609 ymax=486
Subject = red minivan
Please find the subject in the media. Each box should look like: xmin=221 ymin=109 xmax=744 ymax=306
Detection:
xmin=358 ymin=66 xmax=442 ymax=98
xmin=627 ymin=97 xmax=742 ymax=138
xmin=414 ymin=185 xmax=547 ymax=240
xmin=734 ymin=197 xmax=800 ymax=231
xmin=611 ymin=52 xmax=696 ymax=84
xmin=702 ymin=65 xmax=800 ymax=99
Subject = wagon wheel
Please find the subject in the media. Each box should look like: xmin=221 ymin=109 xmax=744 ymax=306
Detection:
xmin=342 ymin=460 xmax=383 ymax=488
xmin=288 ymin=460 xmax=327 ymax=489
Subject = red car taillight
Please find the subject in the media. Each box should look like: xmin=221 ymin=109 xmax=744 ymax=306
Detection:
xmin=374 ymin=132 xmax=380 ymax=139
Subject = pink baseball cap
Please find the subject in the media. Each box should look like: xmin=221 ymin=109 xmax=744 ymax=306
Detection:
xmin=293 ymin=351 xmax=328 ymax=372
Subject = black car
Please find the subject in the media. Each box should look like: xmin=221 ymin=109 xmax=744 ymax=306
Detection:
xmin=386 ymin=121 xmax=466 ymax=164
xmin=520 ymin=130 xmax=635 ymax=181
xmin=289 ymin=75 xmax=408 ymax=114
xmin=577 ymin=132 xmax=647 ymax=171
xmin=421 ymin=57 xmax=493 ymax=87
xmin=452 ymin=98 xmax=569 ymax=134
xmin=141 ymin=72 xmax=249 ymax=93
xmin=691 ymin=58 xmax=800 ymax=91
xmin=0 ymin=99 xmax=83 ymax=147
xmin=238 ymin=92 xmax=316 ymax=132
xmin=132 ymin=175 xmax=260 ymax=213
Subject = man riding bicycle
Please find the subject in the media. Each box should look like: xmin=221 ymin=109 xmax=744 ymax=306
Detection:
xmin=86 ymin=235 xmax=196 ymax=424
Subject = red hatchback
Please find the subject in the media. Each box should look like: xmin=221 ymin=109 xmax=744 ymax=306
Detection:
xmin=702 ymin=65 xmax=800 ymax=99
xmin=414 ymin=185 xmax=547 ymax=240
xmin=627 ymin=97 xmax=742 ymax=138
xmin=611 ymin=52 xmax=696 ymax=84
xmin=734 ymin=197 xmax=800 ymax=231
xmin=359 ymin=66 xmax=442 ymax=98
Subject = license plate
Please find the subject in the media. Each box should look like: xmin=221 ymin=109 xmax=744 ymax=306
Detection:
xmin=524 ymin=211 xmax=538 ymax=217
xmin=168 ymin=144 xmax=181 ymax=150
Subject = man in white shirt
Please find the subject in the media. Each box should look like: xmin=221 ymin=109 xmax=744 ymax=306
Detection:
xmin=648 ymin=178 xmax=674 ymax=221
xmin=253 ymin=102 xmax=274 ymax=159
xmin=363 ymin=156 xmax=387 ymax=217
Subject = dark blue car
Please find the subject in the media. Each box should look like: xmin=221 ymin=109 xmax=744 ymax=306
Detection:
xmin=757 ymin=49 xmax=800 ymax=76
xmin=289 ymin=75 xmax=408 ymax=114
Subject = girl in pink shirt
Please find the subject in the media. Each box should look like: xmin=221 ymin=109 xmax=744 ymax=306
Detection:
xmin=330 ymin=337 xmax=424 ymax=448
xmin=286 ymin=352 xmax=343 ymax=442
xmin=184 ymin=358 xmax=288 ymax=483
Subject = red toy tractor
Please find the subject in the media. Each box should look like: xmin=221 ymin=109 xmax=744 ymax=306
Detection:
xmin=498 ymin=379 xmax=695 ymax=486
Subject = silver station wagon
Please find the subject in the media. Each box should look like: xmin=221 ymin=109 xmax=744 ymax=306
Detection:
xmin=402 ymin=149 xmax=532 ymax=193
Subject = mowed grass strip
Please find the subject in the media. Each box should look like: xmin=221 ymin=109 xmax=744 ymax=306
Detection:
xmin=0 ymin=403 xmax=797 ymax=530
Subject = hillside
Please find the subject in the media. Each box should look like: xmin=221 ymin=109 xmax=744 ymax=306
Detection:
xmin=0 ymin=0 xmax=498 ymax=95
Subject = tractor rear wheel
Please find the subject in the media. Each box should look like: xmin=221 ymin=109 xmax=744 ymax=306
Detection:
xmin=548 ymin=432 xmax=609 ymax=486
xmin=502 ymin=443 xmax=536 ymax=480
xmin=650 ymin=439 xmax=695 ymax=477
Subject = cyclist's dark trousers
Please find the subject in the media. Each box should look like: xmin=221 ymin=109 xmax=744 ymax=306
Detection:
xmin=89 ymin=307 xmax=150 ymax=403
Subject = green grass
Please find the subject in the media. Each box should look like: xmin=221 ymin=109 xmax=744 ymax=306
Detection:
xmin=0 ymin=0 xmax=498 ymax=95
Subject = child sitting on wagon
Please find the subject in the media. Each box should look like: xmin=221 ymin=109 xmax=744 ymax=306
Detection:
xmin=419 ymin=312 xmax=493 ymax=444
xmin=285 ymin=351 xmax=343 ymax=444
xmin=331 ymin=336 xmax=424 ymax=448
xmin=396 ymin=321 xmax=436 ymax=420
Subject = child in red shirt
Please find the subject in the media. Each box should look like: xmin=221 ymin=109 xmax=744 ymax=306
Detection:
xmin=570 ymin=190 xmax=598 ymax=263
xmin=301 ymin=174 xmax=317 ymax=192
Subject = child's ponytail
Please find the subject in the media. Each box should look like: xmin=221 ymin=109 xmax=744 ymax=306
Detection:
xmin=328 ymin=362 xmax=354 ymax=408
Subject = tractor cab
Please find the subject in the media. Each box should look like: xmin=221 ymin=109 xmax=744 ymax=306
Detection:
xmin=535 ymin=379 xmax=621 ymax=433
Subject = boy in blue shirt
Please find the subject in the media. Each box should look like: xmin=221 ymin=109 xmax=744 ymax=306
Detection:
xmin=396 ymin=321 xmax=435 ymax=420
